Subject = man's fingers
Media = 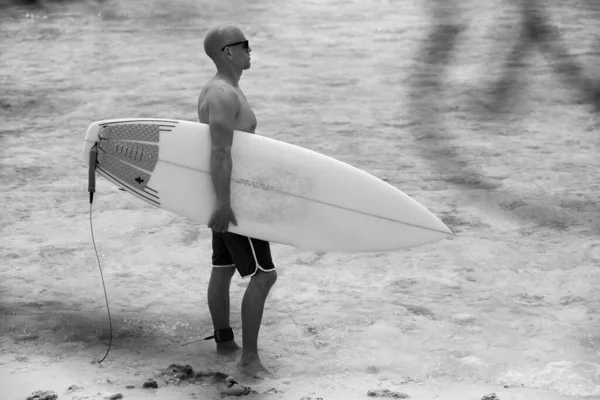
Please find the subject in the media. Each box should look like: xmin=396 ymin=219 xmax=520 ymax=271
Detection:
xmin=209 ymin=212 xmax=238 ymax=232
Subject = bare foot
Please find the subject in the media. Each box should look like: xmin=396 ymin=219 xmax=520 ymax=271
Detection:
xmin=217 ymin=340 xmax=241 ymax=356
xmin=237 ymin=353 xmax=273 ymax=379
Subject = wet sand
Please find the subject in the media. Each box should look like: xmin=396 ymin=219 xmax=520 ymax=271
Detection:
xmin=1 ymin=0 xmax=599 ymax=399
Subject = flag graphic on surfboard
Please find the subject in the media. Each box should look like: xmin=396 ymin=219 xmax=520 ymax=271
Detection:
xmin=82 ymin=118 xmax=452 ymax=252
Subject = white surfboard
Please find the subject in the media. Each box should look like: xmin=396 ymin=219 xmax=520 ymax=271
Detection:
xmin=81 ymin=119 xmax=452 ymax=252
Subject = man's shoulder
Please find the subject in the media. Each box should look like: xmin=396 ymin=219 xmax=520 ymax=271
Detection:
xmin=204 ymin=78 xmax=237 ymax=98
xmin=200 ymin=80 xmax=241 ymax=115
xmin=202 ymin=82 xmax=240 ymax=110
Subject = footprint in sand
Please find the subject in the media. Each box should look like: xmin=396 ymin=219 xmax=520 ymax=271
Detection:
xmin=156 ymin=364 xmax=253 ymax=396
xmin=222 ymin=376 xmax=253 ymax=396
xmin=296 ymin=251 xmax=325 ymax=265
xmin=66 ymin=385 xmax=84 ymax=393
xmin=367 ymin=389 xmax=410 ymax=398
xmin=26 ymin=390 xmax=58 ymax=400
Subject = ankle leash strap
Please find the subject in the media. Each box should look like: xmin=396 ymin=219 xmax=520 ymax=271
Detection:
xmin=203 ymin=327 xmax=234 ymax=343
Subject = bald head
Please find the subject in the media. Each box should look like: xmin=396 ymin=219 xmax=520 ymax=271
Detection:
xmin=204 ymin=25 xmax=246 ymax=61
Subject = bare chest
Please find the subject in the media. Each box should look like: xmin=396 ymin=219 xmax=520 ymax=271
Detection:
xmin=235 ymin=90 xmax=257 ymax=134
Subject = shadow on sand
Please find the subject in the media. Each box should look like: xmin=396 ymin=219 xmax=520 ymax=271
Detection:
xmin=0 ymin=298 xmax=206 ymax=360
xmin=408 ymin=0 xmax=600 ymax=234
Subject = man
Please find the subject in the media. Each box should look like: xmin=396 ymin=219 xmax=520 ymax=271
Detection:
xmin=197 ymin=25 xmax=277 ymax=378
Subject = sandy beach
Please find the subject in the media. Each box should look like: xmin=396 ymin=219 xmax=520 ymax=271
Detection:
xmin=1 ymin=0 xmax=599 ymax=399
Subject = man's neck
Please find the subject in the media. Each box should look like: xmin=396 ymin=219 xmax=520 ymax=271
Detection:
xmin=216 ymin=68 xmax=242 ymax=88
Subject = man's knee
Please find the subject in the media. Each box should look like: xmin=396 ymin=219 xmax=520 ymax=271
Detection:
xmin=251 ymin=269 xmax=277 ymax=288
xmin=211 ymin=265 xmax=236 ymax=280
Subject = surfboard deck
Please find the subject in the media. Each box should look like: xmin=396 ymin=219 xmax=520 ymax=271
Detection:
xmin=82 ymin=118 xmax=452 ymax=252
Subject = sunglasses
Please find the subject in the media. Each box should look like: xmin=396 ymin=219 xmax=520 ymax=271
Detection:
xmin=221 ymin=40 xmax=249 ymax=52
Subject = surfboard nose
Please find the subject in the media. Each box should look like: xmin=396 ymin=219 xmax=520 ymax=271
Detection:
xmin=410 ymin=201 xmax=453 ymax=237
xmin=415 ymin=217 xmax=453 ymax=246
xmin=427 ymin=214 xmax=454 ymax=237
xmin=399 ymin=218 xmax=452 ymax=250
xmin=437 ymin=220 xmax=453 ymax=235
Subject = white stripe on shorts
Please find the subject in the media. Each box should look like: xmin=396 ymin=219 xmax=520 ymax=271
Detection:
xmin=242 ymin=238 xmax=274 ymax=279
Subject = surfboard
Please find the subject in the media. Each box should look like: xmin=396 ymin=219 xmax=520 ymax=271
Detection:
xmin=81 ymin=119 xmax=452 ymax=252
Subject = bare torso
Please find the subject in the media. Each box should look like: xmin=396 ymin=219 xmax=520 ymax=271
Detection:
xmin=198 ymin=77 xmax=257 ymax=134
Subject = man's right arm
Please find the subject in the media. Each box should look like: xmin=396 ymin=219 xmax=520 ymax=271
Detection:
xmin=207 ymin=87 xmax=240 ymax=210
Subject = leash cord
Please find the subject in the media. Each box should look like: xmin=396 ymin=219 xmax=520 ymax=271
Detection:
xmin=88 ymin=141 xmax=113 ymax=363
xmin=90 ymin=201 xmax=113 ymax=363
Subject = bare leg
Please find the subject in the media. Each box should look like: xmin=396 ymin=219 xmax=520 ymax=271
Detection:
xmin=237 ymin=269 xmax=277 ymax=378
xmin=207 ymin=266 xmax=241 ymax=354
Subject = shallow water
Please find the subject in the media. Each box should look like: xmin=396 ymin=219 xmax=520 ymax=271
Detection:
xmin=1 ymin=0 xmax=600 ymax=399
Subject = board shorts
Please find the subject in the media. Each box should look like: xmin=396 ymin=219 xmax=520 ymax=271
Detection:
xmin=211 ymin=231 xmax=276 ymax=279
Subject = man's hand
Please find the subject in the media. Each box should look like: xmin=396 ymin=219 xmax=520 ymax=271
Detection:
xmin=208 ymin=204 xmax=238 ymax=233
